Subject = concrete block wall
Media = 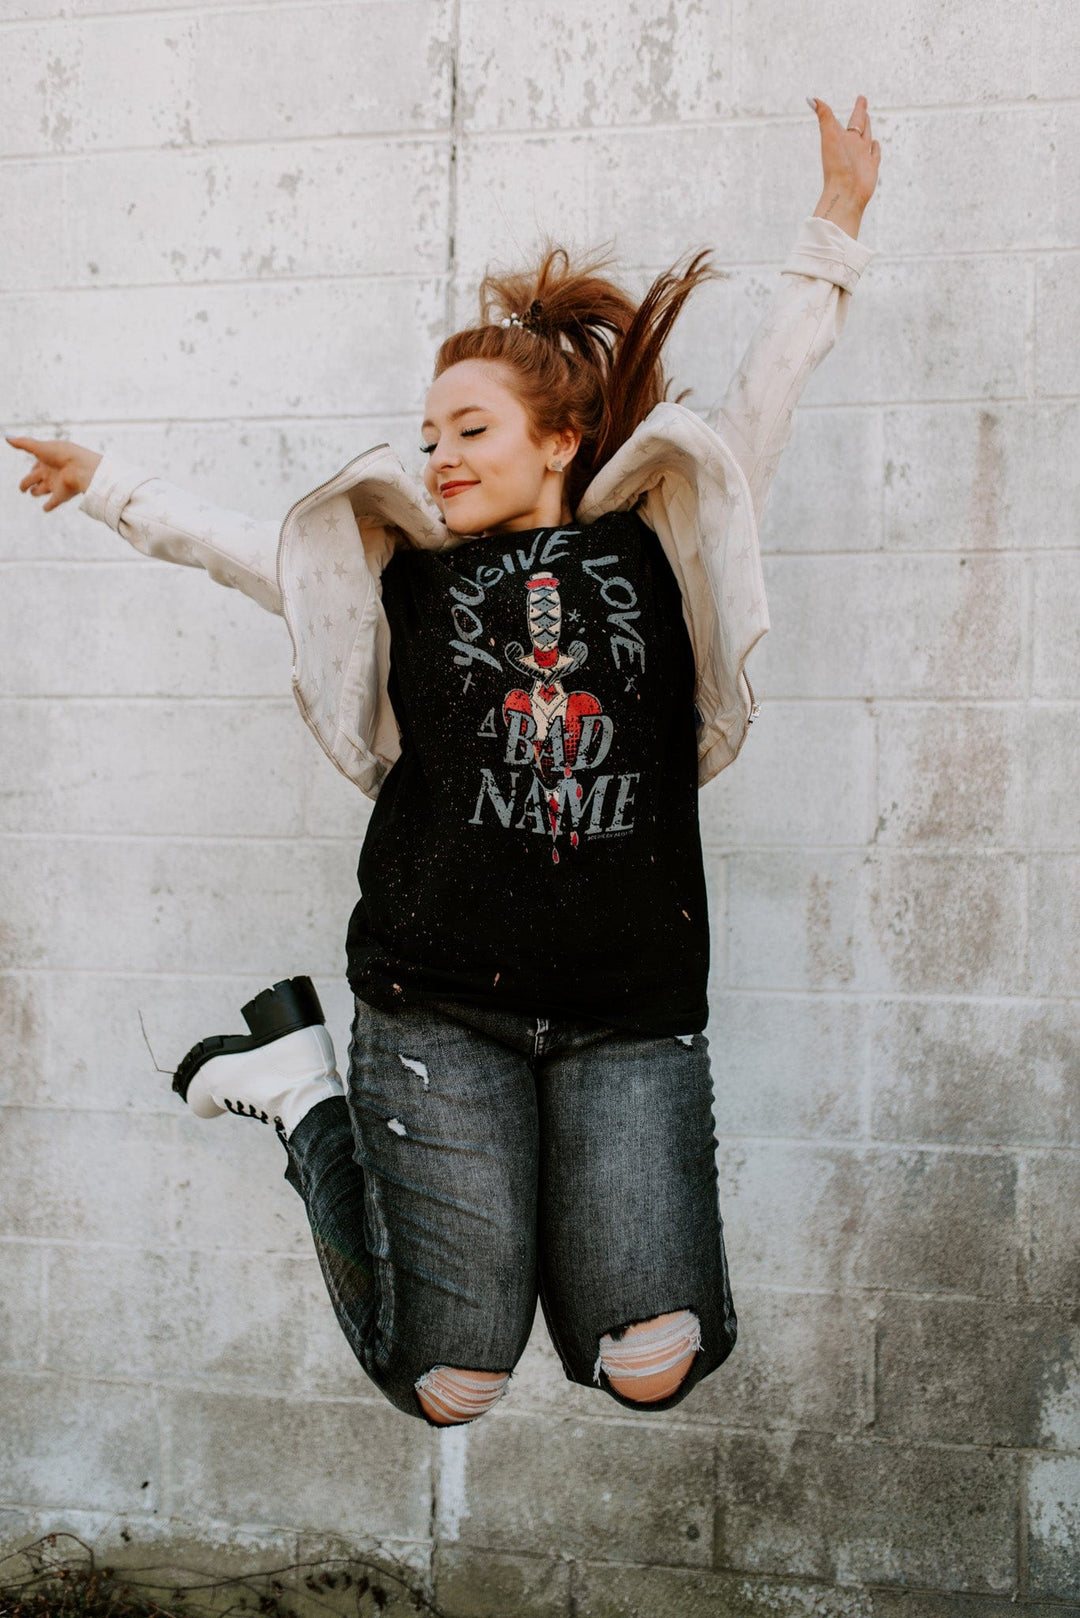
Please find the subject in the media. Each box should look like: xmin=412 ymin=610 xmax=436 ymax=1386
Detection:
xmin=1 ymin=1 xmax=1077 ymax=1613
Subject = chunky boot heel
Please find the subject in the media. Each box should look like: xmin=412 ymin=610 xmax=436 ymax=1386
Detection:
xmin=173 ymin=976 xmax=325 ymax=1104
xmin=171 ymin=977 xmax=344 ymax=1137
xmin=242 ymin=976 xmax=325 ymax=1040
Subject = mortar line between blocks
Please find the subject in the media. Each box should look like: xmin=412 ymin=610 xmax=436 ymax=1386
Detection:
xmin=6 ymin=1252 xmax=1072 ymax=1314
xmin=566 ymin=1555 xmax=580 ymax=1618
xmin=0 ymin=129 xmax=462 ymax=164
xmin=8 ymin=1242 xmax=1074 ymax=1314
xmin=35 ymin=1243 xmax=49 ymax=1373
xmin=1026 ymin=254 xmax=1039 ymax=401
xmin=1021 ymin=550 xmax=1037 ymax=704
xmin=0 ymin=0 xmax=469 ymax=23
xmin=0 ymin=268 xmax=448 ymax=296
xmin=1 ymin=547 xmax=1064 ymax=569
xmin=458 ymin=93 xmax=1080 ymax=126
xmin=4 ymin=412 xmax=422 ymax=428
xmin=861 ymin=1301 xmax=880 ymax=1433
xmin=705 ymin=839 xmax=1070 ymax=856
xmin=19 ymin=93 xmax=1051 ymax=143
xmin=715 ymin=1133 xmax=1042 ymax=1159
xmin=15 ymin=1096 xmax=1080 ymax=1159
xmin=570 ymin=1560 xmax=1079 ymax=1608
xmin=5 ymin=394 xmax=1060 ymax=425
xmin=1020 ymin=837 xmax=1033 ymax=1001
xmin=1016 ymin=1150 xmax=1033 ymax=1305
xmin=0 ymin=693 xmax=299 ymax=704
xmin=858 ymin=987 xmax=875 ymax=1144
xmin=3 ymin=691 xmax=1077 ymax=707
xmin=442 ymin=0 xmax=463 ymax=337
xmin=0 ymin=830 xmax=368 ymax=845
xmin=4 ymin=250 xmax=1079 ymax=299
xmin=9 ymin=1097 xmax=1077 ymax=1156
xmin=1017 ymin=1446 xmax=1031 ymax=1599
xmin=22 ymin=968 xmax=1077 ymax=1004
xmin=0 ymin=125 xmax=455 ymax=159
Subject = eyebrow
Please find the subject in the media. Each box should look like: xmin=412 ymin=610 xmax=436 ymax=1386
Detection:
xmin=420 ymin=404 xmax=490 ymax=431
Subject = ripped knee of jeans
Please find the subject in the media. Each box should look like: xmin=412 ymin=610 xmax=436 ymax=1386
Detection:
xmin=414 ymin=1365 xmax=510 ymax=1425
xmin=593 ymin=1308 xmax=702 ymax=1402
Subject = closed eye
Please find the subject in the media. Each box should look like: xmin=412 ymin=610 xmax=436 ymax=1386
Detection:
xmin=419 ymin=425 xmax=486 ymax=455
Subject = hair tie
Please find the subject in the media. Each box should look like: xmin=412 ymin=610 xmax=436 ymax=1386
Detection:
xmin=498 ymin=299 xmax=546 ymax=335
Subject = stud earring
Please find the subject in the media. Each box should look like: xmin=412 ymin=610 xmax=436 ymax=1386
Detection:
xmin=550 ymin=461 xmax=563 ymax=473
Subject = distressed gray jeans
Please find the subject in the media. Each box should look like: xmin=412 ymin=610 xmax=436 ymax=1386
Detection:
xmin=283 ymin=994 xmax=737 ymax=1423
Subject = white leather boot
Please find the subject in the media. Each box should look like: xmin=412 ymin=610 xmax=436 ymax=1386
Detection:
xmin=172 ymin=977 xmax=344 ymax=1139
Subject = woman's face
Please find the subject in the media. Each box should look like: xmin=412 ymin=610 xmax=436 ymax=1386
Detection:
xmin=421 ymin=359 xmax=579 ymax=535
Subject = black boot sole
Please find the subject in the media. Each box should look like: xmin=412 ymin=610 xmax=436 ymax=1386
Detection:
xmin=172 ymin=976 xmax=326 ymax=1104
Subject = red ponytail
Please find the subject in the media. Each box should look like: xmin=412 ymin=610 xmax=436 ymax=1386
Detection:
xmin=433 ymin=244 xmax=717 ymax=509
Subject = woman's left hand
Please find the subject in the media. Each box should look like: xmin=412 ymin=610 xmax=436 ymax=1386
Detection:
xmin=808 ymin=93 xmax=881 ymax=240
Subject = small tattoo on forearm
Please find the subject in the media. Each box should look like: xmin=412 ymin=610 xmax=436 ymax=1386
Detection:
xmin=822 ymin=191 xmax=842 ymax=219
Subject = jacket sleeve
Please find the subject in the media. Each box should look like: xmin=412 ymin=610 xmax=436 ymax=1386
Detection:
xmin=705 ymin=215 xmax=874 ymax=524
xmin=79 ymin=450 xmax=283 ymax=616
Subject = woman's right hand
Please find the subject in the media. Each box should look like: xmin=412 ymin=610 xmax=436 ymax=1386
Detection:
xmin=5 ymin=435 xmax=102 ymax=512
xmin=808 ymin=93 xmax=881 ymax=240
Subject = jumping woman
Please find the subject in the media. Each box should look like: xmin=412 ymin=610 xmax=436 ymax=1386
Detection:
xmin=8 ymin=96 xmax=880 ymax=1426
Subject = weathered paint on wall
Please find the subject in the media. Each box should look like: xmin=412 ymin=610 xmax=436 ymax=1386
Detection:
xmin=1 ymin=1 xmax=1078 ymax=1613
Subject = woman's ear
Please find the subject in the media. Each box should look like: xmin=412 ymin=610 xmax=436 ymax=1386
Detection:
xmin=550 ymin=426 xmax=582 ymax=469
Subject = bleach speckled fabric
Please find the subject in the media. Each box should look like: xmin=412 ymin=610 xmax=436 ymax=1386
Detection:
xmin=283 ymin=994 xmax=736 ymax=1424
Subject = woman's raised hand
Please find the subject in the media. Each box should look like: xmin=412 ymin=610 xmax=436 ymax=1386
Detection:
xmin=808 ymin=93 xmax=881 ymax=240
xmin=6 ymin=434 xmax=102 ymax=513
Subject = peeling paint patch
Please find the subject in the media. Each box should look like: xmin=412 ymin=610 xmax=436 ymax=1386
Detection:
xmin=1027 ymin=1453 xmax=1080 ymax=1599
xmin=399 ymin=1055 xmax=430 ymax=1087
xmin=1038 ymin=1330 xmax=1080 ymax=1449
xmin=387 ymin=1116 xmax=408 ymax=1137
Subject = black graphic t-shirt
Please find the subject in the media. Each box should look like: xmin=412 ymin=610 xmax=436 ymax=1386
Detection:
xmin=345 ymin=508 xmax=710 ymax=1035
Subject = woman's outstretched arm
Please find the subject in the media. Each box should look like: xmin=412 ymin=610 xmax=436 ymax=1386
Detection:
xmin=6 ymin=434 xmax=283 ymax=615
xmin=707 ymin=94 xmax=881 ymax=523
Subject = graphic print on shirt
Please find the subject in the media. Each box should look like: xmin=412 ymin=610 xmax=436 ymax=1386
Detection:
xmin=501 ymin=572 xmax=612 ymax=862
xmin=458 ymin=530 xmax=645 ymax=864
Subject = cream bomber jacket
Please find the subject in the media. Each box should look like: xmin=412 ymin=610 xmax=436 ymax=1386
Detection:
xmin=80 ymin=216 xmax=873 ymax=799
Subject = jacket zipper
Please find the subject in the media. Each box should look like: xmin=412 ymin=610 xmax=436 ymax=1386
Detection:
xmin=277 ymin=442 xmax=393 ymax=682
xmin=745 ymin=670 xmax=761 ymax=724
xmin=671 ymin=408 xmax=765 ymax=740
xmin=278 ymin=441 xmax=392 ymax=541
